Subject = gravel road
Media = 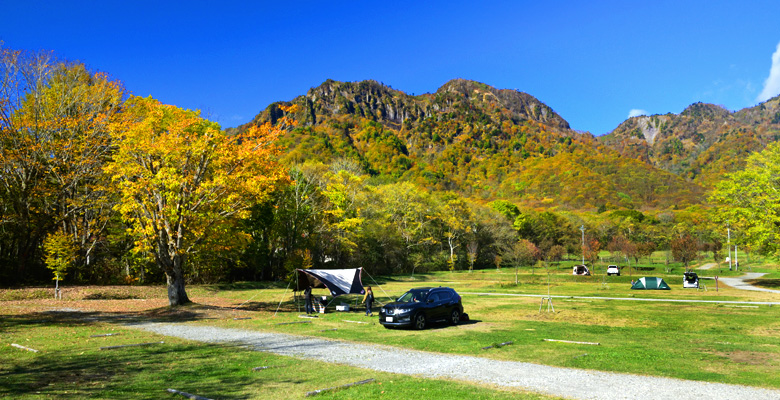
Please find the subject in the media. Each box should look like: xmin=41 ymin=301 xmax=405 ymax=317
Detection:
xmin=130 ymin=322 xmax=780 ymax=400
xmin=719 ymin=272 xmax=780 ymax=294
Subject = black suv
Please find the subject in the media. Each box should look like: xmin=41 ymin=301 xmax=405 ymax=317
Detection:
xmin=379 ymin=287 xmax=464 ymax=330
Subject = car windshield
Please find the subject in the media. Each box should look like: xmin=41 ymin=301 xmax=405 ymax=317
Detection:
xmin=398 ymin=290 xmax=428 ymax=303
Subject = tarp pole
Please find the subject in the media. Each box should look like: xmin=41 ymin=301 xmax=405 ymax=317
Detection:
xmin=295 ymin=271 xmax=300 ymax=313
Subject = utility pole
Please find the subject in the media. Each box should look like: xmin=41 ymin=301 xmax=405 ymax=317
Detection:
xmin=727 ymin=221 xmax=732 ymax=271
xmin=580 ymin=225 xmax=585 ymax=266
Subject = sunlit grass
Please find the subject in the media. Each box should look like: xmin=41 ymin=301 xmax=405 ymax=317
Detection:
xmin=2 ymin=255 xmax=779 ymax=398
xmin=0 ymin=312 xmax=561 ymax=399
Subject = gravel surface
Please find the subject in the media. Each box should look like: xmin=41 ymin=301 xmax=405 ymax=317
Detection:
xmin=130 ymin=322 xmax=780 ymax=400
xmin=719 ymin=273 xmax=780 ymax=294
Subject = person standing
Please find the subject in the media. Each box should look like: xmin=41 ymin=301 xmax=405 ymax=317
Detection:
xmin=304 ymin=287 xmax=314 ymax=314
xmin=362 ymin=286 xmax=374 ymax=316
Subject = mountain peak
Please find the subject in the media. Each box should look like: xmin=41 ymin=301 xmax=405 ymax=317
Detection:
xmin=680 ymin=102 xmax=730 ymax=119
xmin=435 ymin=79 xmax=571 ymax=131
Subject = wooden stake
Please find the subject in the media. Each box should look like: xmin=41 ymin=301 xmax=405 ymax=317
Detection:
xmin=11 ymin=343 xmax=39 ymax=353
xmin=275 ymin=321 xmax=311 ymax=325
xmin=252 ymin=366 xmax=282 ymax=371
xmin=166 ymin=388 xmax=213 ymax=400
xmin=90 ymin=333 xmax=120 ymax=338
xmin=305 ymin=378 xmax=375 ymax=397
xmin=544 ymin=339 xmax=600 ymax=345
xmin=482 ymin=341 xmax=513 ymax=350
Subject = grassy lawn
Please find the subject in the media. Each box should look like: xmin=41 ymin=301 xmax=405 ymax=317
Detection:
xmin=2 ymin=256 xmax=779 ymax=398
xmin=0 ymin=308 xmax=560 ymax=399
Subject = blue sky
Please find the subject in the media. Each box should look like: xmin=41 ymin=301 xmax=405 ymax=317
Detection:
xmin=3 ymin=1 xmax=780 ymax=135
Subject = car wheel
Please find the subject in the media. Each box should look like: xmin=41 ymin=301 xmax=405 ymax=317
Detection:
xmin=414 ymin=313 xmax=427 ymax=330
xmin=450 ymin=309 xmax=460 ymax=325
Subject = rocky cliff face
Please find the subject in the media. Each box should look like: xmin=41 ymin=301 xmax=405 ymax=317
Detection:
xmin=239 ymin=78 xmax=572 ymax=135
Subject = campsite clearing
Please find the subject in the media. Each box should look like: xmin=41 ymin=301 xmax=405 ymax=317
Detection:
xmin=3 ymin=265 xmax=780 ymax=399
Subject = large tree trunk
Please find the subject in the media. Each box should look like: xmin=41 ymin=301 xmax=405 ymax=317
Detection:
xmin=164 ymin=254 xmax=190 ymax=306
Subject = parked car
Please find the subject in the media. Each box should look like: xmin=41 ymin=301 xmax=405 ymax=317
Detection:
xmin=379 ymin=287 xmax=464 ymax=330
xmin=683 ymin=271 xmax=699 ymax=288
xmin=607 ymin=265 xmax=620 ymax=276
xmin=573 ymin=264 xmax=591 ymax=276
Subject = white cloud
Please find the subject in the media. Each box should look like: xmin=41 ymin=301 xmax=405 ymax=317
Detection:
xmin=628 ymin=109 xmax=648 ymax=118
xmin=756 ymin=41 xmax=780 ymax=103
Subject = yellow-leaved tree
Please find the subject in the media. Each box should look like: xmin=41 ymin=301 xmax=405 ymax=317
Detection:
xmin=106 ymin=96 xmax=290 ymax=306
xmin=1 ymin=46 xmax=124 ymax=280
xmin=43 ymin=230 xmax=76 ymax=299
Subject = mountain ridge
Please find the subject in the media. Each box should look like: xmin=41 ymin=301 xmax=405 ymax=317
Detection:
xmin=232 ymin=79 xmax=780 ymax=210
xmin=600 ymin=95 xmax=780 ymax=186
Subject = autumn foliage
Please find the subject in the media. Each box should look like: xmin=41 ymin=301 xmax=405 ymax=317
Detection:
xmin=105 ymin=96 xmax=290 ymax=305
xmin=4 ymin=45 xmax=779 ymax=298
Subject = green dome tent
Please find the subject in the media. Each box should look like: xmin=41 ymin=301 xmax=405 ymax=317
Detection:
xmin=631 ymin=277 xmax=671 ymax=290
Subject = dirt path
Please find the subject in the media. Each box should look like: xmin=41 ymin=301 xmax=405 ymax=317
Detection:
xmin=131 ymin=322 xmax=780 ymax=400
xmin=719 ymin=272 xmax=780 ymax=294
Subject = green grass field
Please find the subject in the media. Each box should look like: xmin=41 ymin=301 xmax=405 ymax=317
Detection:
xmin=2 ymin=256 xmax=779 ymax=399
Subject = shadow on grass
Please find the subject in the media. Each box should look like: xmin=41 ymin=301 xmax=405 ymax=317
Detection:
xmin=200 ymin=281 xmax=288 ymax=293
xmin=0 ymin=340 xmax=269 ymax=399
xmin=0 ymin=301 xmax=244 ymax=333
xmin=747 ymin=279 xmax=780 ymax=289
xmin=0 ymin=311 xmax=308 ymax=399
xmin=427 ymin=319 xmax=482 ymax=330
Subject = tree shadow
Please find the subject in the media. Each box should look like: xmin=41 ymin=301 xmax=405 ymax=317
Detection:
xmin=0 ymin=310 xmax=306 ymax=399
xmin=0 ymin=340 xmax=267 ymax=399
xmin=199 ymin=281 xmax=287 ymax=293
xmin=747 ymin=279 xmax=780 ymax=289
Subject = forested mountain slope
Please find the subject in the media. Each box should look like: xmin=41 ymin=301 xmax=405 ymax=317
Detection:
xmin=236 ymin=79 xmax=704 ymax=210
xmin=600 ymin=97 xmax=780 ymax=187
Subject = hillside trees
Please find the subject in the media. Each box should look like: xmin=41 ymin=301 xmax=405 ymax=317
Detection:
xmin=505 ymin=239 xmax=541 ymax=283
xmin=0 ymin=47 xmax=125 ymax=283
xmin=513 ymin=210 xmax=578 ymax=254
xmin=243 ymin=162 xmax=530 ymax=276
xmin=105 ymin=96 xmax=289 ymax=306
xmin=709 ymin=142 xmax=780 ymax=256
xmin=671 ymin=234 xmax=699 ymax=270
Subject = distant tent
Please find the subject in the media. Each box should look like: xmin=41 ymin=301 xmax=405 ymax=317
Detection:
xmin=631 ymin=277 xmax=671 ymax=290
xmin=295 ymin=268 xmax=366 ymax=296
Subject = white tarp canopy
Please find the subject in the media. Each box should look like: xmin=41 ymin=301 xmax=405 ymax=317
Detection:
xmin=295 ymin=268 xmax=366 ymax=297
